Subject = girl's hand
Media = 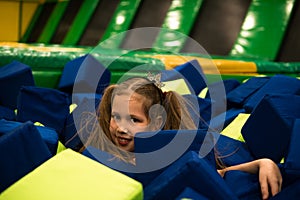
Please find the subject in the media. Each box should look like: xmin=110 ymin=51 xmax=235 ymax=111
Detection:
xmin=217 ymin=168 xmax=226 ymax=178
xmin=217 ymin=158 xmax=282 ymax=199
xmin=258 ymin=158 xmax=282 ymax=200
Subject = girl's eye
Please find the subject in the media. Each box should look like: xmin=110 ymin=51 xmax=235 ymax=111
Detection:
xmin=131 ymin=117 xmax=141 ymax=123
xmin=112 ymin=114 xmax=120 ymax=121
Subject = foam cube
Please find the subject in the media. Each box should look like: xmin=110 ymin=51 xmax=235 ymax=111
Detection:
xmin=226 ymin=76 xmax=270 ymax=108
xmin=176 ymin=187 xmax=208 ymax=200
xmin=16 ymin=86 xmax=70 ymax=134
xmin=61 ymin=94 xmax=101 ymax=151
xmin=0 ymin=149 xmax=143 ymax=200
xmin=0 ymin=61 xmax=35 ymax=109
xmin=224 ymin=170 xmax=261 ymax=199
xmin=0 ymin=121 xmax=51 ymax=192
xmin=161 ymin=59 xmax=207 ymax=95
xmin=216 ymin=134 xmax=254 ymax=167
xmin=0 ymin=105 xmax=15 ymax=121
xmin=143 ymin=151 xmax=237 ymax=200
xmin=241 ymin=94 xmax=300 ymax=162
xmin=58 ymin=54 xmax=111 ymax=94
xmin=0 ymin=119 xmax=59 ymax=155
xmin=284 ymin=119 xmax=300 ymax=176
xmin=134 ymin=129 xmax=217 ymax=186
xmin=243 ymin=75 xmax=300 ymax=112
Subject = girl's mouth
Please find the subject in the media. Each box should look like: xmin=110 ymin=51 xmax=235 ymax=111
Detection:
xmin=117 ymin=136 xmax=132 ymax=146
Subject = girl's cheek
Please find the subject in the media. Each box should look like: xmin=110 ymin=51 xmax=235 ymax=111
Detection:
xmin=132 ymin=126 xmax=152 ymax=135
xmin=109 ymin=126 xmax=113 ymax=133
xmin=109 ymin=121 xmax=117 ymax=133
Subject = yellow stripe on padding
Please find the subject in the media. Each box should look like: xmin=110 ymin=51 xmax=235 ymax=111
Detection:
xmin=151 ymin=55 xmax=257 ymax=74
xmin=0 ymin=42 xmax=88 ymax=53
xmin=0 ymin=149 xmax=143 ymax=200
xmin=221 ymin=113 xmax=251 ymax=142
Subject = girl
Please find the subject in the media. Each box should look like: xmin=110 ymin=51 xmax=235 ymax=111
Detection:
xmin=82 ymin=76 xmax=282 ymax=199
xmin=82 ymin=76 xmax=197 ymax=159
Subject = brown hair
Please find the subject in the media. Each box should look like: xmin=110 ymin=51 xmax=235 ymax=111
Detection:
xmin=100 ymin=77 xmax=196 ymax=131
xmin=80 ymin=77 xmax=200 ymax=161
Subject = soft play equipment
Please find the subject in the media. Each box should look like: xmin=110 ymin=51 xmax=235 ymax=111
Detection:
xmin=11 ymin=0 xmax=299 ymax=62
xmin=0 ymin=121 xmax=52 ymax=193
xmin=243 ymin=75 xmax=300 ymax=112
xmin=58 ymin=54 xmax=111 ymax=94
xmin=1 ymin=0 xmax=300 ymax=199
xmin=226 ymin=76 xmax=270 ymax=108
xmin=0 ymin=105 xmax=15 ymax=121
xmin=242 ymin=94 xmax=300 ymax=163
xmin=0 ymin=149 xmax=143 ymax=200
xmin=0 ymin=119 xmax=58 ymax=155
xmin=143 ymin=151 xmax=238 ymax=200
xmin=285 ymin=119 xmax=300 ymax=176
xmin=0 ymin=61 xmax=35 ymax=110
xmin=0 ymin=58 xmax=300 ymax=199
xmin=16 ymin=86 xmax=70 ymax=134
xmin=62 ymin=94 xmax=101 ymax=151
xmin=161 ymin=59 xmax=208 ymax=96
xmin=134 ymin=129 xmax=217 ymax=186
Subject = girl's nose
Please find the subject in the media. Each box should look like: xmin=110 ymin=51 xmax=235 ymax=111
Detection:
xmin=117 ymin=127 xmax=128 ymax=134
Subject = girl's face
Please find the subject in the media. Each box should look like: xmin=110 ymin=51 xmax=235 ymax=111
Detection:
xmin=109 ymin=93 xmax=152 ymax=152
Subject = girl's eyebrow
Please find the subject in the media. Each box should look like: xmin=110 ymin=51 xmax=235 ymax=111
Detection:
xmin=129 ymin=114 xmax=143 ymax=119
xmin=111 ymin=111 xmax=119 ymax=116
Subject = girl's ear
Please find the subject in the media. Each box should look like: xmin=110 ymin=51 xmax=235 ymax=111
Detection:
xmin=148 ymin=104 xmax=166 ymax=131
xmin=153 ymin=116 xmax=164 ymax=130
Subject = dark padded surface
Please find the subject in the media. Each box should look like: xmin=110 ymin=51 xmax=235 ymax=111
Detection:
xmin=78 ymin=0 xmax=120 ymax=46
xmin=50 ymin=0 xmax=83 ymax=44
xmin=276 ymin=0 xmax=300 ymax=62
xmin=27 ymin=2 xmax=55 ymax=43
xmin=21 ymin=0 xmax=300 ymax=61
xmin=120 ymin=0 xmax=171 ymax=50
xmin=181 ymin=0 xmax=251 ymax=56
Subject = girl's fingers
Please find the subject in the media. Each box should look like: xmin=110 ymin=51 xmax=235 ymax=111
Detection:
xmin=270 ymin=176 xmax=282 ymax=197
xmin=260 ymin=176 xmax=269 ymax=200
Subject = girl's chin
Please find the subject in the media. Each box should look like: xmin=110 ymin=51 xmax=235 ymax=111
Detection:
xmin=119 ymin=144 xmax=134 ymax=152
xmin=114 ymin=140 xmax=133 ymax=152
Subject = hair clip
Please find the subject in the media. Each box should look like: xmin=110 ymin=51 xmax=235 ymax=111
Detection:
xmin=147 ymin=72 xmax=165 ymax=89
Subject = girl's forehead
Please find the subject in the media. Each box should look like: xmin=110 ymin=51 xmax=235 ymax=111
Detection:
xmin=111 ymin=93 xmax=136 ymax=108
xmin=111 ymin=93 xmax=147 ymax=114
xmin=113 ymin=92 xmax=144 ymax=102
xmin=112 ymin=92 xmax=149 ymax=110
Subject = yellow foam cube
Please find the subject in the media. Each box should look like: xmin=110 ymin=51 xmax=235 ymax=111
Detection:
xmin=0 ymin=149 xmax=143 ymax=200
xmin=221 ymin=113 xmax=251 ymax=142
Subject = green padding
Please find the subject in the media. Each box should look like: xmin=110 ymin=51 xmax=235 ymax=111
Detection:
xmin=0 ymin=46 xmax=89 ymax=67
xmin=31 ymin=71 xmax=62 ymax=89
xmin=152 ymin=0 xmax=204 ymax=53
xmin=256 ymin=61 xmax=300 ymax=73
xmin=20 ymin=4 xmax=44 ymax=43
xmin=94 ymin=53 xmax=165 ymax=83
xmin=2 ymin=43 xmax=300 ymax=89
xmin=62 ymin=0 xmax=100 ymax=45
xmin=209 ymin=74 xmax=252 ymax=84
xmin=100 ymin=0 xmax=142 ymax=49
xmin=0 ymin=45 xmax=165 ymax=88
xmin=37 ymin=1 xmax=69 ymax=44
xmin=0 ymin=45 xmax=89 ymax=88
xmin=230 ymin=0 xmax=296 ymax=61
